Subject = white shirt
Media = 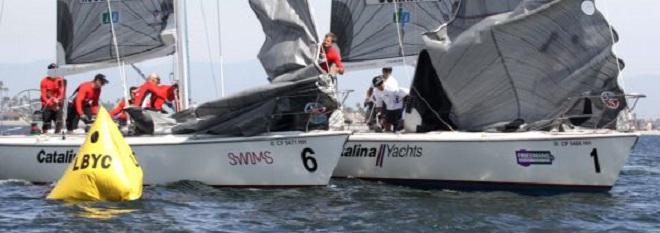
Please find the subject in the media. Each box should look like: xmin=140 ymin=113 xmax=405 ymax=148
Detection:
xmin=372 ymin=75 xmax=400 ymax=108
xmin=383 ymin=75 xmax=399 ymax=91
xmin=372 ymin=87 xmax=409 ymax=110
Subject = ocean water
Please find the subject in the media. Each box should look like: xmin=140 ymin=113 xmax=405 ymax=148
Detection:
xmin=0 ymin=134 xmax=658 ymax=232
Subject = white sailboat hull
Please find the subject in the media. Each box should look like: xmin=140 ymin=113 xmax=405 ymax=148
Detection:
xmin=0 ymin=131 xmax=349 ymax=187
xmin=333 ymin=131 xmax=639 ymax=191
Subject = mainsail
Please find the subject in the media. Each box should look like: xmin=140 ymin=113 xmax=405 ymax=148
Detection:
xmin=331 ymin=0 xmax=457 ymax=70
xmin=56 ymin=0 xmax=175 ymax=75
xmin=250 ymin=0 xmax=319 ymax=80
xmin=161 ymin=0 xmax=337 ymax=136
xmin=408 ymin=0 xmax=626 ymax=132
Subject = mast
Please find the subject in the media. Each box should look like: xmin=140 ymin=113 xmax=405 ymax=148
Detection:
xmin=217 ymin=1 xmax=225 ymax=97
xmin=175 ymin=0 xmax=191 ymax=109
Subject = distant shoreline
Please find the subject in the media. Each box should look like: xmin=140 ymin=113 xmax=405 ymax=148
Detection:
xmin=0 ymin=120 xmax=29 ymax=127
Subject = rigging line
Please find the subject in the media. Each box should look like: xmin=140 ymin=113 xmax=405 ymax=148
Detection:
xmin=130 ymin=64 xmax=147 ymax=81
xmin=217 ymin=0 xmax=225 ymax=97
xmin=598 ymin=0 xmax=631 ymax=130
xmin=199 ymin=0 xmax=220 ymax=98
xmin=598 ymin=0 xmax=624 ymax=88
xmin=0 ymin=0 xmax=5 ymax=29
xmin=392 ymin=0 xmax=459 ymax=132
xmin=105 ymin=0 xmax=130 ymax=107
xmin=391 ymin=1 xmax=414 ymax=79
xmin=411 ymin=86 xmax=455 ymax=131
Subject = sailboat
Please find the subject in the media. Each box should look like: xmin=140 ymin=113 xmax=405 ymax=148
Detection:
xmin=0 ymin=0 xmax=350 ymax=186
xmin=331 ymin=0 xmax=641 ymax=191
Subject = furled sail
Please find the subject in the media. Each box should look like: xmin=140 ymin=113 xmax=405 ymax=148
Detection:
xmin=56 ymin=0 xmax=175 ymax=75
xmin=408 ymin=0 xmax=626 ymax=132
xmin=330 ymin=0 xmax=457 ymax=70
xmin=249 ymin=0 xmax=319 ymax=81
xmin=131 ymin=0 xmax=337 ymax=136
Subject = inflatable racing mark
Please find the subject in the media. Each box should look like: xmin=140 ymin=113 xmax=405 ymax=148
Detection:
xmin=47 ymin=107 xmax=143 ymax=201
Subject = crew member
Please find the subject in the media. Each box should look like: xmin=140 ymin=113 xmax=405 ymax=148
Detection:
xmin=319 ymin=32 xmax=344 ymax=75
xmin=380 ymin=67 xmax=398 ymax=90
xmin=363 ymin=87 xmax=378 ymax=130
xmin=149 ymin=84 xmax=178 ymax=112
xmin=40 ymin=63 xmax=66 ymax=133
xmin=369 ymin=67 xmax=400 ymax=129
xmin=66 ymin=74 xmax=108 ymax=131
xmin=110 ymin=86 xmax=138 ymax=125
xmin=133 ymin=73 xmax=177 ymax=113
xmin=370 ymin=67 xmax=399 ymax=106
xmin=371 ymin=76 xmax=409 ymax=132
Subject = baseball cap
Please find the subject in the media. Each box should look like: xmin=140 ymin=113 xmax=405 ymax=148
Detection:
xmin=94 ymin=74 xmax=109 ymax=85
xmin=372 ymin=76 xmax=384 ymax=87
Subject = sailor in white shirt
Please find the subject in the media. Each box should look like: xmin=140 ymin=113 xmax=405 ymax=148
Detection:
xmin=381 ymin=67 xmax=398 ymax=90
xmin=371 ymin=67 xmax=398 ymax=96
xmin=371 ymin=76 xmax=409 ymax=132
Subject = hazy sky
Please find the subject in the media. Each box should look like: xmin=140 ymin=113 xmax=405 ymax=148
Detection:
xmin=0 ymin=0 xmax=659 ymax=117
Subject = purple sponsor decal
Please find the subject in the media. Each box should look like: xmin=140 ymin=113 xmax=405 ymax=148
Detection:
xmin=516 ymin=150 xmax=555 ymax=167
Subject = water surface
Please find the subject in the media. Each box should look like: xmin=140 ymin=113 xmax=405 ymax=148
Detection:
xmin=0 ymin=134 xmax=658 ymax=232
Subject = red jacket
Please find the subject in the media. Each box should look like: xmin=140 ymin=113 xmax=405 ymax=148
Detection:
xmin=110 ymin=99 xmax=128 ymax=121
xmin=320 ymin=46 xmax=344 ymax=73
xmin=40 ymin=76 xmax=66 ymax=109
xmin=133 ymin=82 xmax=176 ymax=111
xmin=74 ymin=81 xmax=101 ymax=116
xmin=150 ymin=85 xmax=177 ymax=110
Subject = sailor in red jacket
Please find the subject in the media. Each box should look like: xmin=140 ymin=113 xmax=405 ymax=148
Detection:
xmin=40 ymin=63 xmax=67 ymax=133
xmin=149 ymin=84 xmax=178 ymax=111
xmin=110 ymin=86 xmax=138 ymax=125
xmin=66 ymin=74 xmax=108 ymax=131
xmin=133 ymin=73 xmax=178 ymax=112
xmin=319 ymin=32 xmax=344 ymax=75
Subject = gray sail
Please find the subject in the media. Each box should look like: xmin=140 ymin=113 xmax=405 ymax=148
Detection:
xmin=56 ymin=0 xmax=175 ymax=75
xmin=126 ymin=0 xmax=337 ymax=136
xmin=408 ymin=0 xmax=626 ymax=132
xmin=248 ymin=0 xmax=319 ymax=81
xmin=331 ymin=0 xmax=457 ymax=70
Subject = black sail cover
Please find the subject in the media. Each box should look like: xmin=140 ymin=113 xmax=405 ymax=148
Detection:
xmin=56 ymin=0 xmax=175 ymax=75
xmin=408 ymin=0 xmax=626 ymax=132
xmin=331 ymin=0 xmax=457 ymax=70
xmin=168 ymin=0 xmax=338 ymax=136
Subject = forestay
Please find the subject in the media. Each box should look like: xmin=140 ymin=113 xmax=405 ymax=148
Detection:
xmin=56 ymin=0 xmax=175 ymax=75
xmin=331 ymin=0 xmax=457 ymax=70
xmin=408 ymin=0 xmax=626 ymax=132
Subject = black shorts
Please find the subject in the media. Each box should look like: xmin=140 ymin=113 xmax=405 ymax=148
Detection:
xmin=66 ymin=102 xmax=93 ymax=131
xmin=384 ymin=109 xmax=403 ymax=124
xmin=42 ymin=108 xmax=62 ymax=123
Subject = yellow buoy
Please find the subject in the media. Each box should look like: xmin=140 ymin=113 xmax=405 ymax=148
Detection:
xmin=47 ymin=107 xmax=143 ymax=201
